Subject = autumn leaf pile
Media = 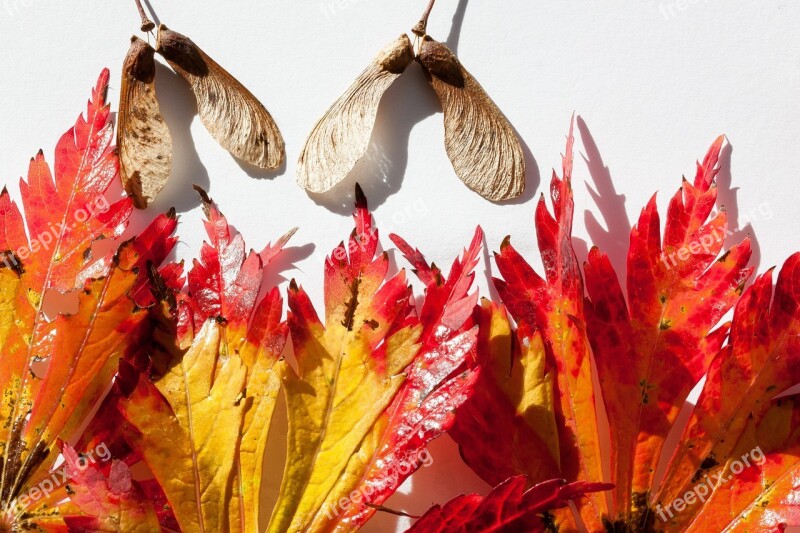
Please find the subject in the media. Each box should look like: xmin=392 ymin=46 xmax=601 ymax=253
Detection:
xmin=0 ymin=72 xmax=798 ymax=533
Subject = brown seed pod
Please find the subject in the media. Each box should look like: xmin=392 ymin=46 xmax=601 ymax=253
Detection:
xmin=418 ymin=36 xmax=526 ymax=202
xmin=156 ymin=25 xmax=285 ymax=169
xmin=296 ymin=34 xmax=415 ymax=193
xmin=118 ymin=36 xmax=173 ymax=209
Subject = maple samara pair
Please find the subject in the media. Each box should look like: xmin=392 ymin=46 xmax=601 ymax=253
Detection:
xmin=119 ymin=0 xmax=525 ymax=208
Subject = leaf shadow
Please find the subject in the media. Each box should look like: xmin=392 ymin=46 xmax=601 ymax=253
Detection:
xmin=571 ymin=237 xmax=590 ymax=268
xmin=482 ymin=231 xmax=502 ymax=304
xmin=715 ymin=142 xmax=762 ymax=274
xmin=261 ymin=243 xmax=316 ymax=290
xmin=148 ymin=62 xmax=210 ymax=214
xmin=577 ymin=116 xmax=631 ymax=278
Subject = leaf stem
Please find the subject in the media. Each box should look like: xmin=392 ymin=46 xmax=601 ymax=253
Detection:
xmin=366 ymin=503 xmax=420 ymax=519
xmin=412 ymin=0 xmax=437 ymax=36
xmin=134 ymin=0 xmax=155 ymax=32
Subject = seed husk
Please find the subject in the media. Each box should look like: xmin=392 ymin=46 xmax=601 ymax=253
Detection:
xmin=296 ymin=34 xmax=415 ymax=193
xmin=418 ymin=36 xmax=526 ymax=201
xmin=118 ymin=36 xmax=173 ymax=209
xmin=156 ymin=24 xmax=285 ymax=170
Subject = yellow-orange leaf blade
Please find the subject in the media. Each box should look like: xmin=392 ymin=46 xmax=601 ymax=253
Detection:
xmin=268 ymin=187 xmax=420 ymax=533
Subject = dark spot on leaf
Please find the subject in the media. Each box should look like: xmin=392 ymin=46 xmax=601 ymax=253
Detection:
xmin=341 ymin=278 xmax=361 ymax=331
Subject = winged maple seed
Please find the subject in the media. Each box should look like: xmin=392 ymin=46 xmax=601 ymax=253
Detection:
xmin=0 ymin=71 xmax=178 ymax=530
xmin=297 ymin=2 xmax=525 ymax=201
xmin=296 ymin=34 xmax=415 ymax=194
xmin=118 ymin=0 xmax=285 ymax=206
xmin=118 ymin=36 xmax=173 ymax=209
xmin=417 ymin=36 xmax=525 ymax=202
xmin=156 ymin=25 xmax=286 ymax=170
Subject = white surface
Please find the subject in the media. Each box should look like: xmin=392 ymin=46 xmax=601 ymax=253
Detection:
xmin=1 ymin=1 xmax=799 ymax=530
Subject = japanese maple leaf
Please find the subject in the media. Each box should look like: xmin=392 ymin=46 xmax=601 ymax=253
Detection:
xmin=450 ymin=298 xmax=560 ymax=486
xmin=116 ymin=191 xmax=294 ymax=533
xmin=268 ymin=190 xmax=417 ymax=530
xmin=66 ymin=359 xmax=181 ymax=533
xmin=583 ymin=135 xmax=752 ymax=528
xmin=98 ymin=185 xmax=479 ymax=533
xmin=58 ymin=443 xmax=160 ymax=532
xmin=406 ymin=476 xmax=611 ymax=533
xmin=310 ymin=226 xmax=482 ymax=531
xmin=650 ymin=253 xmax=800 ymax=531
xmin=0 ymin=71 xmax=177 ymax=531
xmin=449 ymin=121 xmax=757 ymax=531
xmin=452 ymin=118 xmax=607 ymax=531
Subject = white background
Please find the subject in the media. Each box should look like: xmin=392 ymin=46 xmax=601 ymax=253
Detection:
xmin=1 ymin=1 xmax=799 ymax=531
